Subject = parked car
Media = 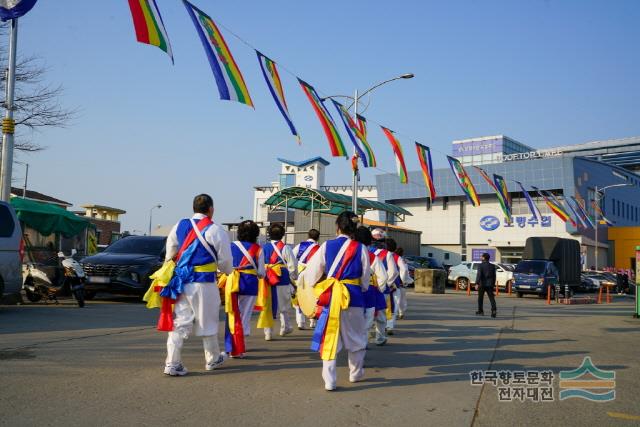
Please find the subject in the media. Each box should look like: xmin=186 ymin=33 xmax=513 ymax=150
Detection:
xmin=581 ymin=272 xmax=616 ymax=291
xmin=447 ymin=261 xmax=513 ymax=290
xmin=580 ymin=273 xmax=599 ymax=292
xmin=0 ymin=201 xmax=24 ymax=301
xmin=80 ymin=236 xmax=166 ymax=298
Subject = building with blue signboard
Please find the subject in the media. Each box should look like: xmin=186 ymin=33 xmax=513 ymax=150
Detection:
xmin=376 ymin=135 xmax=640 ymax=268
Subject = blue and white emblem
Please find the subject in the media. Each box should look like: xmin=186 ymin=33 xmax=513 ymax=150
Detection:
xmin=480 ymin=215 xmax=500 ymax=231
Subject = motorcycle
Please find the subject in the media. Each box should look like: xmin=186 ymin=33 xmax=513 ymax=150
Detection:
xmin=22 ymin=249 xmax=86 ymax=307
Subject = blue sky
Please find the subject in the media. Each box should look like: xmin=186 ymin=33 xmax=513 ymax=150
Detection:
xmin=10 ymin=0 xmax=640 ymax=231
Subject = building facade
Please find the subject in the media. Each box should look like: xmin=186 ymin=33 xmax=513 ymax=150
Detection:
xmin=77 ymin=205 xmax=126 ymax=246
xmin=377 ymin=137 xmax=640 ymax=269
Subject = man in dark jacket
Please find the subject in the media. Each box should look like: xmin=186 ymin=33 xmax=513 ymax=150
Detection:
xmin=475 ymin=253 xmax=497 ymax=318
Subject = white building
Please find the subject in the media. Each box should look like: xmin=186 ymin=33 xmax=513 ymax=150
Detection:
xmin=253 ymin=157 xmax=378 ymax=224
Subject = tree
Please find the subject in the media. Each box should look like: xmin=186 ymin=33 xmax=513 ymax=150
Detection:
xmin=0 ymin=22 xmax=76 ymax=152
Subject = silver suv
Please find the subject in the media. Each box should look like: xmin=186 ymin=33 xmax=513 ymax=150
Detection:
xmin=0 ymin=201 xmax=23 ymax=301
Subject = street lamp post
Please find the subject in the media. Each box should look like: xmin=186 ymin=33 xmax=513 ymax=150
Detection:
xmin=148 ymin=204 xmax=162 ymax=236
xmin=593 ymin=183 xmax=632 ymax=269
xmin=323 ymin=73 xmax=414 ymax=213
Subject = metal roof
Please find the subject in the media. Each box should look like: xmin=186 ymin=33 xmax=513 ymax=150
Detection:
xmin=263 ymin=186 xmax=411 ymax=220
xmin=277 ymin=157 xmax=330 ymax=167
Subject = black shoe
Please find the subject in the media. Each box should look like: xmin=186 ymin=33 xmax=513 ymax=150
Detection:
xmin=475 ymin=311 xmax=484 ymax=316
xmin=491 ymin=311 xmax=497 ymax=318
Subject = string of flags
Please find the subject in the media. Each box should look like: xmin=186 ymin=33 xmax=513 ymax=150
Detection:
xmin=125 ymin=0 xmax=615 ymax=228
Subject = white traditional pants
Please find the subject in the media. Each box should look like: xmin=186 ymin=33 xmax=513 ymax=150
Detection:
xmin=264 ymin=285 xmax=292 ymax=336
xmin=238 ymin=295 xmax=257 ymax=336
xmin=295 ymin=305 xmax=308 ymax=329
xmin=386 ymin=292 xmax=397 ymax=330
xmin=322 ymin=307 xmax=367 ymax=388
xmin=393 ymin=287 xmax=408 ymax=316
xmin=165 ymin=282 xmax=222 ymax=367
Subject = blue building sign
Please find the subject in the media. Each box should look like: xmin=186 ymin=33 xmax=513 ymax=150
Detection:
xmin=480 ymin=215 xmax=552 ymax=231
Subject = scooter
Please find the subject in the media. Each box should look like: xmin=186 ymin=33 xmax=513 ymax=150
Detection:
xmin=22 ymin=249 xmax=86 ymax=307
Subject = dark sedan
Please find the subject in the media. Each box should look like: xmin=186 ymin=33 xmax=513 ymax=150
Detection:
xmin=81 ymin=236 xmax=166 ymax=298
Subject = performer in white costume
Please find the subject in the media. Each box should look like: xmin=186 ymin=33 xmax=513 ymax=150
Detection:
xmin=292 ymin=229 xmax=320 ymax=330
xmin=355 ymin=227 xmax=389 ymax=346
xmin=162 ymin=194 xmax=233 ymax=376
xmin=298 ymin=212 xmax=370 ymax=391
xmin=262 ymin=223 xmax=298 ymax=340
xmin=394 ymin=247 xmax=413 ymax=319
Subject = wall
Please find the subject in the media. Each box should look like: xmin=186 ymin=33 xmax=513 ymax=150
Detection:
xmin=399 ymin=199 xmax=461 ymax=245
xmin=607 ymin=227 xmax=640 ymax=270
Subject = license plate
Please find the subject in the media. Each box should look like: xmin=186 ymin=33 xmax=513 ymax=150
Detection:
xmin=88 ymin=276 xmax=110 ymax=284
xmin=519 ymin=285 xmax=531 ymax=289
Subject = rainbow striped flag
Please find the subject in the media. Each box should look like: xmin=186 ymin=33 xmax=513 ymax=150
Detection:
xmin=183 ymin=1 xmax=253 ymax=107
xmin=571 ymin=196 xmax=595 ymax=228
xmin=447 ymin=156 xmax=480 ymax=206
xmin=533 ymin=187 xmax=577 ymax=227
xmin=331 ymin=101 xmax=377 ymax=167
xmin=515 ymin=181 xmax=542 ymax=220
xmin=415 ymin=143 xmax=436 ymax=199
xmin=332 ymin=100 xmax=367 ymax=163
xmin=566 ymin=197 xmax=590 ymax=228
xmin=256 ymin=52 xmax=299 ymax=143
xmin=381 ymin=127 xmax=408 ymax=184
xmin=474 ymin=166 xmax=510 ymax=218
xmin=344 ymin=110 xmax=376 ymax=167
xmin=494 ymin=174 xmax=512 ymax=216
xmin=298 ymin=79 xmax=347 ymax=158
xmin=127 ymin=0 xmax=173 ymax=63
xmin=591 ymin=200 xmax=614 ymax=226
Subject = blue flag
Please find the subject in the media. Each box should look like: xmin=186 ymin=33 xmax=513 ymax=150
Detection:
xmin=0 ymin=0 xmax=38 ymax=21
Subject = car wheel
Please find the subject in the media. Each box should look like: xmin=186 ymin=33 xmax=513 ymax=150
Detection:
xmin=456 ymin=277 xmax=469 ymax=290
xmin=517 ymin=292 xmax=523 ymax=298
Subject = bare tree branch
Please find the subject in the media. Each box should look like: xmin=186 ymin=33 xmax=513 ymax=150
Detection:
xmin=0 ymin=22 xmax=76 ymax=153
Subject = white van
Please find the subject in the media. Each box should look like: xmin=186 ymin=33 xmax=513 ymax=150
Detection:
xmin=0 ymin=201 xmax=23 ymax=300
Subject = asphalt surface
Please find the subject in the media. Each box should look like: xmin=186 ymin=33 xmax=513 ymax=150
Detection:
xmin=0 ymin=291 xmax=638 ymax=426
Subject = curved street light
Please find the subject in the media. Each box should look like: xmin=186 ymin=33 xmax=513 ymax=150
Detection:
xmin=593 ymin=182 xmax=632 ymax=268
xmin=323 ymin=73 xmax=415 ymax=213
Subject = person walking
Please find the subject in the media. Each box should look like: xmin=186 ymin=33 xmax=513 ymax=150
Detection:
xmin=475 ymin=252 xmax=497 ymax=318
xmin=161 ymin=194 xmax=233 ymax=376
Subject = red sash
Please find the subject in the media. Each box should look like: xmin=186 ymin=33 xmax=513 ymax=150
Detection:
xmin=175 ymin=217 xmax=213 ymax=262
xmin=266 ymin=241 xmax=285 ymax=286
xmin=315 ymin=240 xmax=360 ymax=313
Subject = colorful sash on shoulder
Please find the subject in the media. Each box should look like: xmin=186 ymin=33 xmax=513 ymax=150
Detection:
xmin=142 ymin=217 xmax=214 ymax=331
xmin=220 ymin=242 xmax=260 ymax=355
xmin=255 ymin=241 xmax=285 ymax=328
xmin=310 ymin=238 xmax=361 ymax=361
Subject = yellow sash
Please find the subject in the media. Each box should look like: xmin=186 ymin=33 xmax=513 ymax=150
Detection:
xmin=385 ymin=294 xmax=393 ymax=320
xmin=291 ymin=263 xmax=308 ymax=307
xmin=314 ymin=277 xmax=360 ymax=361
xmin=218 ymin=268 xmax=257 ymax=334
xmin=143 ymin=261 xmax=217 ymax=309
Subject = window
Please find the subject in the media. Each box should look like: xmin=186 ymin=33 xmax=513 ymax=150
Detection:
xmin=428 ymin=252 xmax=433 ymax=257
xmin=444 ymin=253 xmax=450 ymax=260
xmin=617 ymin=200 xmax=621 ymax=217
xmin=0 ymin=205 xmax=15 ymax=237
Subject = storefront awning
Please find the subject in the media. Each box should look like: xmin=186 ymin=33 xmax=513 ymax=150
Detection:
xmin=10 ymin=197 xmax=91 ymax=238
xmin=263 ymin=186 xmax=412 ymax=221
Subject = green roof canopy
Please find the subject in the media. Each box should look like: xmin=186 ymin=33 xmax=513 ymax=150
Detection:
xmin=263 ymin=186 xmax=412 ymax=220
xmin=10 ymin=197 xmax=90 ymax=238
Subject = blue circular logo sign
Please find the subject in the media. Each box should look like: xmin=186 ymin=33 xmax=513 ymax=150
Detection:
xmin=480 ymin=215 xmax=500 ymax=231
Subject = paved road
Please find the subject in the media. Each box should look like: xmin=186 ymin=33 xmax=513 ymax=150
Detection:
xmin=0 ymin=292 xmax=638 ymax=426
